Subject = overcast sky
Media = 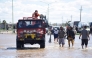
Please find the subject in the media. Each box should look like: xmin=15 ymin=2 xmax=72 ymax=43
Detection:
xmin=0 ymin=0 xmax=92 ymax=23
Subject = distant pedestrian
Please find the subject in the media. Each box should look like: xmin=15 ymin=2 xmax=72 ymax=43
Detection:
xmin=79 ymin=26 xmax=90 ymax=49
xmin=58 ymin=26 xmax=65 ymax=47
xmin=48 ymin=26 xmax=52 ymax=43
xmin=90 ymin=26 xmax=92 ymax=35
xmin=67 ymin=27 xmax=75 ymax=48
xmin=54 ymin=28 xmax=59 ymax=43
xmin=6 ymin=27 xmax=9 ymax=32
xmin=48 ymin=29 xmax=52 ymax=43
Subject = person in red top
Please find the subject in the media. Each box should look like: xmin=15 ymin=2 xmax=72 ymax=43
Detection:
xmin=32 ymin=10 xmax=40 ymax=19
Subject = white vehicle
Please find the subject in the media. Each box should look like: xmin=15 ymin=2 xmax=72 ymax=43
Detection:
xmin=52 ymin=26 xmax=60 ymax=30
xmin=78 ymin=22 xmax=90 ymax=32
xmin=68 ymin=21 xmax=80 ymax=33
xmin=68 ymin=21 xmax=90 ymax=33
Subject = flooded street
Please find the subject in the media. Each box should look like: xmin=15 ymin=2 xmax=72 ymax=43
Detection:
xmin=0 ymin=33 xmax=92 ymax=58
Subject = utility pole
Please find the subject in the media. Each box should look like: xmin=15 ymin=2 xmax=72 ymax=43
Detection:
xmin=62 ymin=16 xmax=63 ymax=23
xmin=48 ymin=4 xmax=49 ymax=24
xmin=0 ymin=19 xmax=1 ymax=24
xmin=71 ymin=15 xmax=72 ymax=22
xmin=12 ymin=0 xmax=14 ymax=28
xmin=40 ymin=1 xmax=57 ymax=24
xmin=80 ymin=6 xmax=82 ymax=22
xmin=62 ymin=16 xmax=63 ymax=26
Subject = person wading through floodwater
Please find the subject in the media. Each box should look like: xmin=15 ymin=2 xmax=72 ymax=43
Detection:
xmin=58 ymin=26 xmax=66 ymax=47
xmin=79 ymin=26 xmax=90 ymax=49
xmin=48 ymin=26 xmax=52 ymax=43
xmin=53 ymin=28 xmax=59 ymax=43
xmin=67 ymin=27 xmax=75 ymax=48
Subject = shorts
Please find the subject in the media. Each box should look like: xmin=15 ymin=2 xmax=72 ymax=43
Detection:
xmin=68 ymin=37 xmax=74 ymax=45
xmin=54 ymin=34 xmax=58 ymax=38
xmin=59 ymin=38 xmax=65 ymax=45
xmin=90 ymin=31 xmax=92 ymax=34
xmin=81 ymin=39 xmax=88 ymax=46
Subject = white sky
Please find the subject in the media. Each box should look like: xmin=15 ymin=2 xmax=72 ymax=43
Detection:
xmin=0 ymin=0 xmax=92 ymax=23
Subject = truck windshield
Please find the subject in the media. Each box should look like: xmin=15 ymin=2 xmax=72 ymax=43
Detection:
xmin=18 ymin=20 xmax=42 ymax=28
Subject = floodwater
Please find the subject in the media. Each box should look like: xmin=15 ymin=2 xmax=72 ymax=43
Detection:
xmin=0 ymin=34 xmax=92 ymax=58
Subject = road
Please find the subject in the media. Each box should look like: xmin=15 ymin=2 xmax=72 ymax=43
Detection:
xmin=0 ymin=33 xmax=92 ymax=58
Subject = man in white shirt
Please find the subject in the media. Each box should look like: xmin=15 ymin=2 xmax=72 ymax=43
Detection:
xmin=54 ymin=28 xmax=59 ymax=42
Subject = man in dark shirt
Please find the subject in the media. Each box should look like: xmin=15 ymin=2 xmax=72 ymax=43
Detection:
xmin=90 ymin=26 xmax=92 ymax=35
xmin=79 ymin=26 xmax=90 ymax=49
xmin=67 ymin=26 xmax=75 ymax=48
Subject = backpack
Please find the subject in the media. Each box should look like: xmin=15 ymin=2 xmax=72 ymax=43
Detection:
xmin=68 ymin=30 xmax=75 ymax=39
xmin=58 ymin=30 xmax=65 ymax=38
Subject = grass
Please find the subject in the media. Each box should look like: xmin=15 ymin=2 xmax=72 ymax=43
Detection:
xmin=0 ymin=29 xmax=14 ymax=32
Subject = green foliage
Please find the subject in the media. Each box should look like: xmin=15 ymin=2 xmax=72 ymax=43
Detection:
xmin=2 ymin=20 xmax=7 ymax=24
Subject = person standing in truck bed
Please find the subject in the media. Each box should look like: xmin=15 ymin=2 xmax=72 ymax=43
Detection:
xmin=32 ymin=10 xmax=40 ymax=19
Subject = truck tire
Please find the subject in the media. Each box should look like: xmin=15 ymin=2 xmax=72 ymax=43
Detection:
xmin=21 ymin=43 xmax=24 ymax=48
xmin=16 ymin=41 xmax=21 ymax=49
xmin=16 ymin=38 xmax=24 ymax=49
xmin=40 ymin=40 xmax=45 ymax=48
xmin=16 ymin=41 xmax=24 ymax=49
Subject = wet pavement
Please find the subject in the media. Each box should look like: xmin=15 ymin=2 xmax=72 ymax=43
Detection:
xmin=0 ymin=33 xmax=92 ymax=58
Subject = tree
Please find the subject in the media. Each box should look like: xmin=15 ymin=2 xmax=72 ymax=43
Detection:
xmin=65 ymin=21 xmax=71 ymax=26
xmin=2 ymin=20 xmax=7 ymax=30
xmin=2 ymin=20 xmax=7 ymax=24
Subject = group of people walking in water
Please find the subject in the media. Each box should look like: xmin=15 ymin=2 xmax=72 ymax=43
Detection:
xmin=49 ymin=25 xmax=90 ymax=49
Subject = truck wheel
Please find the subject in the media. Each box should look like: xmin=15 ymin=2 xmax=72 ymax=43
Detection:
xmin=21 ymin=43 xmax=24 ymax=48
xmin=40 ymin=41 xmax=45 ymax=48
xmin=16 ymin=41 xmax=21 ymax=49
xmin=40 ymin=43 xmax=45 ymax=48
xmin=16 ymin=42 xmax=24 ymax=49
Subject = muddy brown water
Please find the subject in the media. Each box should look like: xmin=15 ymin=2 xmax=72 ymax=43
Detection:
xmin=0 ymin=34 xmax=92 ymax=58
